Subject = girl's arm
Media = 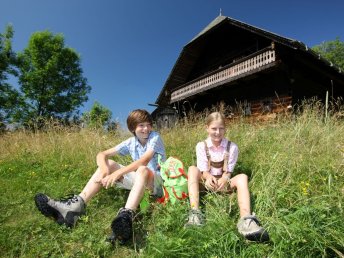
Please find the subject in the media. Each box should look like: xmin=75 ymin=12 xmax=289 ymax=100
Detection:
xmin=217 ymin=172 xmax=231 ymax=190
xmin=196 ymin=142 xmax=218 ymax=189
xmin=221 ymin=171 xmax=231 ymax=180
xmin=217 ymin=142 xmax=237 ymax=190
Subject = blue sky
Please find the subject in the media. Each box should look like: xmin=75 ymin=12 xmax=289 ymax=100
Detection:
xmin=1 ymin=0 xmax=344 ymax=126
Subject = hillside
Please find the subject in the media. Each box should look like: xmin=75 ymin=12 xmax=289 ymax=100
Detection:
xmin=0 ymin=103 xmax=343 ymax=257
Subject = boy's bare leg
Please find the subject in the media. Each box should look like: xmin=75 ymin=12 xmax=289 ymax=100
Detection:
xmin=125 ymin=166 xmax=154 ymax=211
xmin=188 ymin=166 xmax=202 ymax=209
xmin=110 ymin=166 xmax=152 ymax=244
xmin=230 ymin=173 xmax=251 ymax=217
xmin=79 ymin=160 xmax=120 ymax=203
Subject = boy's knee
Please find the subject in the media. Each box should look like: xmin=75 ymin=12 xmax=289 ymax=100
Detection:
xmin=99 ymin=160 xmax=119 ymax=174
xmin=136 ymin=166 xmax=151 ymax=179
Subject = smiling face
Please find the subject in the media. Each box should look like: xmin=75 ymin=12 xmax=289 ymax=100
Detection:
xmin=127 ymin=109 xmax=153 ymax=132
xmin=206 ymin=119 xmax=225 ymax=146
xmin=134 ymin=122 xmax=152 ymax=144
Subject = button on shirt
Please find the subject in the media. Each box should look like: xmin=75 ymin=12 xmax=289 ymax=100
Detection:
xmin=114 ymin=131 xmax=166 ymax=175
xmin=196 ymin=138 xmax=239 ymax=176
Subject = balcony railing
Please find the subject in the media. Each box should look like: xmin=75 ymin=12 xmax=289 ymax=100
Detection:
xmin=170 ymin=49 xmax=276 ymax=103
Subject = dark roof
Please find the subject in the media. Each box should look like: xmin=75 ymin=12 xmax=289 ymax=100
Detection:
xmin=189 ymin=15 xmax=301 ymax=47
xmin=155 ymin=15 xmax=343 ymax=105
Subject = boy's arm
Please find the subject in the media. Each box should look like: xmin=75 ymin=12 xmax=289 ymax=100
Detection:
xmin=102 ymin=149 xmax=155 ymax=189
xmin=96 ymin=147 xmax=118 ymax=176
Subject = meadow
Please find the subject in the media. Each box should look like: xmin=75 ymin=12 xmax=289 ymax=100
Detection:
xmin=0 ymin=102 xmax=343 ymax=257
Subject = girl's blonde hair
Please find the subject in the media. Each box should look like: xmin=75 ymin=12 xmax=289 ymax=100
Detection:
xmin=205 ymin=112 xmax=226 ymax=126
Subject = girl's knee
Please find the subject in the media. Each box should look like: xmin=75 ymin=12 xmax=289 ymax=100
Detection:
xmin=232 ymin=173 xmax=248 ymax=188
xmin=188 ymin=166 xmax=201 ymax=180
xmin=237 ymin=173 xmax=248 ymax=181
xmin=188 ymin=165 xmax=200 ymax=175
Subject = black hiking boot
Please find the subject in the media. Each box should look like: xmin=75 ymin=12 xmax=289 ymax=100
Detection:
xmin=108 ymin=207 xmax=135 ymax=244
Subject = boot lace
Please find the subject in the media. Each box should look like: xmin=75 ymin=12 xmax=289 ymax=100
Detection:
xmin=243 ymin=214 xmax=261 ymax=227
xmin=58 ymin=194 xmax=79 ymax=205
xmin=189 ymin=209 xmax=204 ymax=222
xmin=117 ymin=207 xmax=135 ymax=219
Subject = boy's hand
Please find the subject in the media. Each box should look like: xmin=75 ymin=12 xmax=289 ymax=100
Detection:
xmin=101 ymin=173 xmax=121 ymax=189
xmin=94 ymin=171 xmax=108 ymax=184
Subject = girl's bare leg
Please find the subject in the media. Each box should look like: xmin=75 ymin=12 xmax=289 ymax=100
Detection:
xmin=230 ymin=173 xmax=251 ymax=218
xmin=188 ymin=166 xmax=202 ymax=209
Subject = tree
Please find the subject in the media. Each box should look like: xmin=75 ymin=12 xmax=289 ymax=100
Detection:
xmin=82 ymin=101 xmax=112 ymax=129
xmin=312 ymin=37 xmax=344 ymax=71
xmin=0 ymin=24 xmax=20 ymax=129
xmin=16 ymin=31 xmax=91 ymax=127
xmin=107 ymin=120 xmax=120 ymax=134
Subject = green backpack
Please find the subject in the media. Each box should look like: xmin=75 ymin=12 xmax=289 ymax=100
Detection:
xmin=158 ymin=155 xmax=188 ymax=204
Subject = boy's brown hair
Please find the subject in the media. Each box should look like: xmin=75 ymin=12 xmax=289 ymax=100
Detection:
xmin=127 ymin=109 xmax=153 ymax=134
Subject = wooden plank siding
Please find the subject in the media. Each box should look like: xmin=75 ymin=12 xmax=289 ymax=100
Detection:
xmin=170 ymin=48 xmax=276 ymax=103
xmin=249 ymin=95 xmax=292 ymax=115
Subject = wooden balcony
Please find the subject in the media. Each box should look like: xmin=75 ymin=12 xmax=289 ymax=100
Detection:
xmin=170 ymin=48 xmax=276 ymax=103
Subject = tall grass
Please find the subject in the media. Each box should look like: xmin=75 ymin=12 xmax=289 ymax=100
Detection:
xmin=0 ymin=102 xmax=343 ymax=257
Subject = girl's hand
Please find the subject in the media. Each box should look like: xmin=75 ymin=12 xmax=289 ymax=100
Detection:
xmin=205 ymin=175 xmax=218 ymax=190
xmin=216 ymin=177 xmax=228 ymax=191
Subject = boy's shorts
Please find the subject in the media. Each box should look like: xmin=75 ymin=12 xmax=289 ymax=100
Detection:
xmin=115 ymin=164 xmax=163 ymax=197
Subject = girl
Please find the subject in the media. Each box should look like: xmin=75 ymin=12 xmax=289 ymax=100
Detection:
xmin=185 ymin=112 xmax=269 ymax=242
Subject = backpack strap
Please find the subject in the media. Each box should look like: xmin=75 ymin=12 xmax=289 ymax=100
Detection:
xmin=204 ymin=141 xmax=211 ymax=172
xmin=223 ymin=141 xmax=231 ymax=172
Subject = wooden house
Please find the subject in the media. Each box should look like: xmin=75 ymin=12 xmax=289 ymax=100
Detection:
xmin=152 ymin=15 xmax=344 ymax=128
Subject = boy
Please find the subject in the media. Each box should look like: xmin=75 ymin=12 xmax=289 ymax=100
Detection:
xmin=34 ymin=109 xmax=166 ymax=243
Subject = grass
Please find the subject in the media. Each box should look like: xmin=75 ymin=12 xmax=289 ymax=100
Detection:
xmin=0 ymin=102 xmax=343 ymax=257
